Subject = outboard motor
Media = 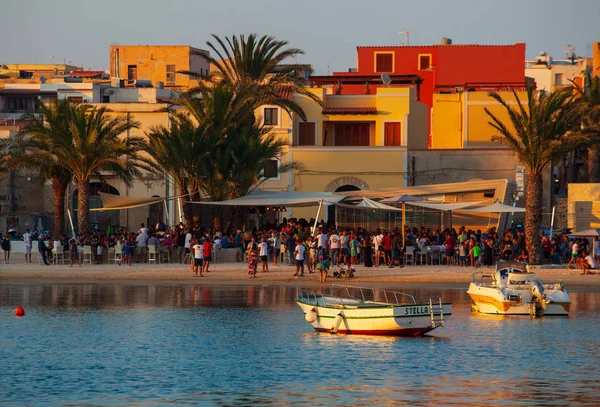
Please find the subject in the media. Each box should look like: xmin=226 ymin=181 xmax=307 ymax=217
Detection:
xmin=530 ymin=280 xmax=546 ymax=316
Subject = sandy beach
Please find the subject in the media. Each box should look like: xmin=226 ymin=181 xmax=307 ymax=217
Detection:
xmin=1 ymin=259 xmax=598 ymax=288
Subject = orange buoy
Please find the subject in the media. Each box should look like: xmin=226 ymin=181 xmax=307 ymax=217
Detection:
xmin=15 ymin=306 xmax=25 ymax=317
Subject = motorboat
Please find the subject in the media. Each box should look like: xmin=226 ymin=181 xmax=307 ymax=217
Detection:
xmin=467 ymin=263 xmax=571 ymax=317
xmin=296 ymin=284 xmax=452 ymax=336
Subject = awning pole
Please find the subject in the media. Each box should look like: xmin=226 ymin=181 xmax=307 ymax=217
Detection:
xmin=164 ymin=199 xmax=170 ymax=225
xmin=313 ymin=200 xmax=323 ymax=236
xmin=178 ymin=197 xmax=184 ymax=224
xmin=67 ymin=209 xmax=76 ymax=240
xmin=549 ymin=206 xmax=556 ymax=239
xmin=402 ymin=202 xmax=406 ymax=247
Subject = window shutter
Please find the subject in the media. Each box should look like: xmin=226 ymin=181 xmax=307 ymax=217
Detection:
xmin=376 ymin=54 xmax=393 ymax=73
xmin=298 ymin=122 xmax=315 ymax=145
xmin=384 ymin=122 xmax=402 ymax=146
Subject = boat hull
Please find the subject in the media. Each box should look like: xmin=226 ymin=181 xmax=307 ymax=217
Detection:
xmin=467 ymin=283 xmax=570 ymax=316
xmin=296 ymin=300 xmax=452 ymax=336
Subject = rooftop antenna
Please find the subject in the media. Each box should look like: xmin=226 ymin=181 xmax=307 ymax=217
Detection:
xmin=381 ymin=72 xmax=392 ymax=86
xmin=327 ymin=62 xmax=330 ymax=75
xmin=399 ymin=29 xmax=409 ymax=46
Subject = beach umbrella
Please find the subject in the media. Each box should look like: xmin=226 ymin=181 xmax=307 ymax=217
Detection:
xmin=381 ymin=195 xmax=425 ymax=246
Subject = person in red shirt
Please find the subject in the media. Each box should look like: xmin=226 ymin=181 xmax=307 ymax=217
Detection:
xmin=382 ymin=232 xmax=392 ymax=267
xmin=444 ymin=235 xmax=455 ymax=266
xmin=203 ymin=238 xmax=213 ymax=273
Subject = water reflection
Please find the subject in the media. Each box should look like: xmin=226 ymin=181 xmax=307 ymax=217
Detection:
xmin=1 ymin=283 xmax=599 ymax=407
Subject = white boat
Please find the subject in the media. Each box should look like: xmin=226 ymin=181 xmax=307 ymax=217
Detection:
xmin=296 ymin=285 xmax=452 ymax=336
xmin=467 ymin=263 xmax=571 ymax=317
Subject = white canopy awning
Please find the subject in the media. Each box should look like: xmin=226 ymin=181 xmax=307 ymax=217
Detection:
xmin=569 ymin=229 xmax=600 ymax=237
xmin=337 ymin=197 xmax=403 ymax=212
xmin=460 ymin=202 xmax=525 ymax=213
xmin=90 ymin=192 xmax=167 ymax=211
xmin=191 ymin=190 xmax=345 ymax=207
xmin=405 ymin=201 xmax=484 ymax=211
xmin=381 ymin=194 xmax=424 ymax=203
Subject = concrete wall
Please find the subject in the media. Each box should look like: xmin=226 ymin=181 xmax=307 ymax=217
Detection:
xmin=110 ymin=45 xmax=207 ymax=89
xmin=567 ymin=183 xmax=600 ymax=231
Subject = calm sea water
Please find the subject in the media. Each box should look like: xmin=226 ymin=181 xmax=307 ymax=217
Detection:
xmin=1 ymin=283 xmax=599 ymax=407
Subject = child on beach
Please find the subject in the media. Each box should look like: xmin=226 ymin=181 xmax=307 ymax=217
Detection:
xmin=316 ymin=255 xmax=331 ymax=283
xmin=470 ymin=243 xmax=481 ymax=268
xmin=118 ymin=235 xmax=134 ymax=266
xmin=459 ymin=241 xmax=467 ymax=267
xmin=69 ymin=239 xmax=81 ymax=268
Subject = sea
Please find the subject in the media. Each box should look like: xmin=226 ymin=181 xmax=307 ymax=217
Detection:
xmin=1 ymin=283 xmax=599 ymax=407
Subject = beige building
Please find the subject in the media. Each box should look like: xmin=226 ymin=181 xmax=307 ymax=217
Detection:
xmin=567 ymin=184 xmax=600 ymax=231
xmin=109 ymin=45 xmax=209 ymax=89
xmin=525 ymin=51 xmax=589 ymax=92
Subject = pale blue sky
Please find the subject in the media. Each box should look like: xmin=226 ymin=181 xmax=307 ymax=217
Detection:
xmin=2 ymin=0 xmax=599 ymax=74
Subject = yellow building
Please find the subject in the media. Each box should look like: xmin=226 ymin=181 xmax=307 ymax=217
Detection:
xmin=109 ymin=45 xmax=209 ymax=89
xmin=431 ymin=90 xmax=528 ymax=149
xmin=260 ymin=84 xmax=429 ymax=220
xmin=0 ymin=63 xmax=80 ymax=80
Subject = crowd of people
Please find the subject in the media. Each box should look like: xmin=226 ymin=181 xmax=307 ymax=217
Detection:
xmin=4 ymin=217 xmax=598 ymax=277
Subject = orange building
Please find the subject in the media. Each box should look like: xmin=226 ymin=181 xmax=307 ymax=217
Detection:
xmin=109 ymin=45 xmax=209 ymax=89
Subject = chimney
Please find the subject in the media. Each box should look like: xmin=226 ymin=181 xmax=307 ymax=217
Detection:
xmin=441 ymin=38 xmax=452 ymax=45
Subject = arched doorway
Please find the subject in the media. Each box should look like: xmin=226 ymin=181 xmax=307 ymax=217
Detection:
xmin=72 ymin=182 xmax=120 ymax=232
xmin=328 ymin=184 xmax=362 ymax=226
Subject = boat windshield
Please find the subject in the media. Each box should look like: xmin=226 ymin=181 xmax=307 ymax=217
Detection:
xmin=297 ymin=285 xmax=417 ymax=306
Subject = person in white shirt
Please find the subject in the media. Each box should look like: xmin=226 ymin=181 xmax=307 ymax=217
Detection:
xmin=373 ymin=233 xmax=383 ymax=267
xmin=293 ymin=240 xmax=306 ymax=277
xmin=580 ymin=250 xmax=597 ymax=275
xmin=138 ymin=223 xmax=148 ymax=237
xmin=184 ymin=231 xmax=193 ymax=262
xmin=317 ymin=229 xmax=328 ymax=251
xmin=329 ymin=231 xmax=340 ymax=265
xmin=567 ymin=240 xmax=579 ymax=270
xmin=340 ymin=231 xmax=349 ymax=265
xmin=23 ymin=229 xmax=32 ymax=263
xmin=258 ymin=237 xmax=269 ymax=273
xmin=192 ymin=240 xmax=204 ymax=277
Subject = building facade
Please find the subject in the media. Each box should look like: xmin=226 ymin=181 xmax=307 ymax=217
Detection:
xmin=109 ymin=45 xmax=209 ymax=89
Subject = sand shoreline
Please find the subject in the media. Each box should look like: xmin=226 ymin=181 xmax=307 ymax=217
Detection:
xmin=1 ymin=260 xmax=599 ymax=290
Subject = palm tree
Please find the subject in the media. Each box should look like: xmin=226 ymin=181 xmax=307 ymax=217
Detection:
xmin=573 ymin=72 xmax=600 ymax=182
xmin=144 ymin=111 xmax=205 ymax=220
xmin=16 ymin=101 xmax=144 ymax=234
xmin=183 ymin=33 xmax=322 ymax=121
xmin=485 ymin=85 xmax=586 ymax=264
xmin=0 ymin=100 xmax=73 ymax=237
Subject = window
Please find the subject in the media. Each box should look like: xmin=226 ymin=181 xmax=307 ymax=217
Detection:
xmin=554 ymin=73 xmax=564 ymax=86
xmin=101 ymin=95 xmax=110 ymax=103
xmin=166 ymin=64 xmax=176 ymax=86
xmin=264 ymin=108 xmax=278 ymax=126
xmin=375 ymin=53 xmax=393 ymax=73
xmin=127 ymin=65 xmax=137 ymax=85
xmin=384 ymin=122 xmax=402 ymax=146
xmin=263 ymin=159 xmax=279 ymax=179
xmin=298 ymin=122 xmax=316 ymax=146
xmin=334 ymin=123 xmax=370 ymax=146
xmin=418 ymin=54 xmax=432 ymax=70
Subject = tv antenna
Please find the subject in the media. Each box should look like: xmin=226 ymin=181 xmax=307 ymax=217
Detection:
xmin=399 ymin=29 xmax=409 ymax=46
xmin=381 ymin=72 xmax=392 ymax=86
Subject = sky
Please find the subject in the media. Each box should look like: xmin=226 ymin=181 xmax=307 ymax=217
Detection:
xmin=2 ymin=0 xmax=599 ymax=75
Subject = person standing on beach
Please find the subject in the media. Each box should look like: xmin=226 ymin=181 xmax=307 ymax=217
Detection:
xmin=286 ymin=233 xmax=295 ymax=266
xmin=2 ymin=235 xmax=11 ymax=264
xmin=247 ymin=237 xmax=258 ymax=279
xmin=192 ymin=239 xmax=204 ymax=277
xmin=329 ymin=230 xmax=340 ymax=265
xmin=258 ymin=237 xmax=269 ymax=273
xmin=202 ymin=238 xmax=212 ymax=274
xmin=69 ymin=239 xmax=81 ymax=267
xmin=23 ymin=229 xmax=32 ymax=263
xmin=38 ymin=235 xmax=51 ymax=265
xmin=293 ymin=239 xmax=306 ymax=277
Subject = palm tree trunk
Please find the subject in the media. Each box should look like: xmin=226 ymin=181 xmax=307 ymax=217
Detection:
xmin=588 ymin=145 xmax=600 ymax=182
xmin=77 ymin=179 xmax=89 ymax=235
xmin=525 ymin=172 xmax=543 ymax=264
xmin=52 ymin=178 xmax=67 ymax=237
